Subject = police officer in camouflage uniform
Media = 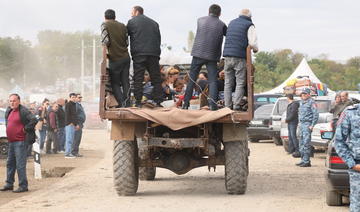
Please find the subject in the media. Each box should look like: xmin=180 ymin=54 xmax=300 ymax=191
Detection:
xmin=334 ymin=104 xmax=360 ymax=212
xmin=296 ymin=88 xmax=318 ymax=167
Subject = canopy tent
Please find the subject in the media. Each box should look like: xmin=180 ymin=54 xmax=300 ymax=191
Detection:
xmin=261 ymin=58 xmax=333 ymax=94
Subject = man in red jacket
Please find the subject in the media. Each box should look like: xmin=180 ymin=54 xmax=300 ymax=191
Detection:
xmin=0 ymin=94 xmax=37 ymax=193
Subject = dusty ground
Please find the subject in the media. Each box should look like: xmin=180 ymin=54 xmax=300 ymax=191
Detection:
xmin=0 ymin=130 xmax=349 ymax=212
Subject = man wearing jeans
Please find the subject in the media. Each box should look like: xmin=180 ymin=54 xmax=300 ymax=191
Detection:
xmin=183 ymin=4 xmax=227 ymax=111
xmin=285 ymin=94 xmax=300 ymax=157
xmin=127 ymin=6 xmax=162 ymax=107
xmin=65 ymin=93 xmax=79 ymax=158
xmin=223 ymin=9 xmax=258 ymax=110
xmin=1 ymin=94 xmax=37 ymax=193
xmin=56 ymin=98 xmax=66 ymax=152
xmin=72 ymin=94 xmax=86 ymax=157
xmin=101 ymin=9 xmax=131 ymax=107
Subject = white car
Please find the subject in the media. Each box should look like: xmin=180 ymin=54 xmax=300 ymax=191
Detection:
xmin=280 ymin=96 xmax=333 ymax=152
xmin=0 ymin=108 xmax=8 ymax=156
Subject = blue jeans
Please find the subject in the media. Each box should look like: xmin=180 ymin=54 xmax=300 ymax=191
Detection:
xmin=57 ymin=127 xmax=65 ymax=151
xmin=288 ymin=122 xmax=299 ymax=153
xmin=6 ymin=141 xmax=28 ymax=189
xmin=184 ymin=57 xmax=219 ymax=110
xmin=39 ymin=128 xmax=47 ymax=150
xmin=72 ymin=127 xmax=83 ymax=155
xmin=65 ymin=125 xmax=75 ymax=156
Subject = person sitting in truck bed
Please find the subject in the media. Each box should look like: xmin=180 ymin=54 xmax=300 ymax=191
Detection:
xmin=101 ymin=9 xmax=130 ymax=108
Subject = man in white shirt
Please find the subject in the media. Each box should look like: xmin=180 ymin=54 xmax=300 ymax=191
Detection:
xmin=223 ymin=9 xmax=258 ymax=111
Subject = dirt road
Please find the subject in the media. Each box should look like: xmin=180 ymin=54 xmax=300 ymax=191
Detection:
xmin=0 ymin=130 xmax=348 ymax=212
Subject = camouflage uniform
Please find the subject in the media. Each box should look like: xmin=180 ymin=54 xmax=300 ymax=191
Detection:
xmin=298 ymin=97 xmax=318 ymax=164
xmin=334 ymin=104 xmax=360 ymax=212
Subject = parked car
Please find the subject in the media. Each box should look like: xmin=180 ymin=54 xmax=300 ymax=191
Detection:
xmin=280 ymin=96 xmax=333 ymax=152
xmin=254 ymin=94 xmax=282 ymax=110
xmin=0 ymin=108 xmax=8 ymax=156
xmin=321 ymin=131 xmax=349 ymax=207
xmin=269 ymin=97 xmax=290 ymax=145
xmin=247 ymin=104 xmax=275 ymax=142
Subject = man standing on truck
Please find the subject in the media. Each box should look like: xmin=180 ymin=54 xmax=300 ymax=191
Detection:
xmin=296 ymin=88 xmax=318 ymax=167
xmin=222 ymin=9 xmax=258 ymax=111
xmin=285 ymin=94 xmax=300 ymax=157
xmin=127 ymin=6 xmax=163 ymax=108
xmin=334 ymin=104 xmax=360 ymax=212
xmin=101 ymin=9 xmax=131 ymax=108
xmin=182 ymin=4 xmax=227 ymax=111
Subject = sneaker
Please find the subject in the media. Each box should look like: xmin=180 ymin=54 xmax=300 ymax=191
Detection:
xmin=65 ymin=154 xmax=76 ymax=159
xmin=295 ymin=162 xmax=304 ymax=166
xmin=74 ymin=154 xmax=83 ymax=157
xmin=292 ymin=152 xmax=301 ymax=158
xmin=299 ymin=162 xmax=311 ymax=167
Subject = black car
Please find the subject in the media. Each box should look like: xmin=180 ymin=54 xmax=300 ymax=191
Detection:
xmin=254 ymin=94 xmax=283 ymax=110
xmin=322 ymin=131 xmax=349 ymax=206
xmin=248 ymin=104 xmax=275 ymax=142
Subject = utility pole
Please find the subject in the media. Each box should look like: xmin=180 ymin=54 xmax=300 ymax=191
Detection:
xmin=81 ymin=39 xmax=85 ymax=96
xmin=92 ymin=38 xmax=96 ymax=100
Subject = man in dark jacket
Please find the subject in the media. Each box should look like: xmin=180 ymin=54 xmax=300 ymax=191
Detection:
xmin=65 ymin=93 xmax=79 ymax=158
xmin=223 ymin=9 xmax=258 ymax=111
xmin=127 ymin=6 xmax=162 ymax=107
xmin=0 ymin=94 xmax=37 ymax=193
xmin=183 ymin=4 xmax=227 ymax=110
xmin=56 ymin=98 xmax=66 ymax=152
xmin=72 ymin=94 xmax=86 ymax=157
xmin=101 ymin=9 xmax=131 ymax=108
xmin=285 ymin=94 xmax=300 ymax=157
xmin=45 ymin=103 xmax=58 ymax=154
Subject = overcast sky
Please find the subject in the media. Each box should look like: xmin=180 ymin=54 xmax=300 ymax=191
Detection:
xmin=0 ymin=0 xmax=359 ymax=61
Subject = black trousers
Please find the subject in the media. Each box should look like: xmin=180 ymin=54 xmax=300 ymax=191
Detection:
xmin=132 ymin=55 xmax=162 ymax=103
xmin=109 ymin=57 xmax=131 ymax=107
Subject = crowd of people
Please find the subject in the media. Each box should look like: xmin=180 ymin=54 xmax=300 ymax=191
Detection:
xmin=0 ymin=92 xmax=86 ymax=193
xmin=101 ymin=4 xmax=258 ymax=111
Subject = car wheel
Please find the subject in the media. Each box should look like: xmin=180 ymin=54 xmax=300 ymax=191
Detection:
xmin=0 ymin=139 xmax=8 ymax=156
xmin=326 ymin=189 xmax=342 ymax=206
xmin=273 ymin=136 xmax=282 ymax=146
xmin=248 ymin=138 xmax=259 ymax=143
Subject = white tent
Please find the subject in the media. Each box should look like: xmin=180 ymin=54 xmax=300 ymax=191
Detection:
xmin=261 ymin=58 xmax=333 ymax=94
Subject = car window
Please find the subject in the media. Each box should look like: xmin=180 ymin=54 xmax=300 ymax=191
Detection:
xmin=269 ymin=97 xmax=278 ymax=103
xmin=255 ymin=105 xmax=274 ymax=116
xmin=274 ymin=99 xmax=288 ymax=116
xmin=256 ymin=97 xmax=268 ymax=102
xmin=314 ymin=100 xmax=331 ymax=113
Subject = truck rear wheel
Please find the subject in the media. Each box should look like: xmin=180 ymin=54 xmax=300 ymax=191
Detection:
xmin=113 ymin=140 xmax=139 ymax=196
xmin=224 ymin=140 xmax=248 ymax=194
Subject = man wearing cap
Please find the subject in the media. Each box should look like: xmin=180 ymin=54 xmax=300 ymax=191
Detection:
xmin=296 ymin=88 xmax=318 ymax=167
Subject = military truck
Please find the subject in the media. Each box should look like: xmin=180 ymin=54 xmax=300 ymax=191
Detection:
xmin=99 ymin=47 xmax=255 ymax=196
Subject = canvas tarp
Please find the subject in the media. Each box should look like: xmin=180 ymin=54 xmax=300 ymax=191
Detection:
xmin=122 ymin=107 xmax=233 ymax=130
xmin=261 ymin=58 xmax=333 ymax=94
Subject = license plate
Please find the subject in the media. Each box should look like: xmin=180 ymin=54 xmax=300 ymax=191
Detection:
xmin=251 ymin=120 xmax=262 ymax=125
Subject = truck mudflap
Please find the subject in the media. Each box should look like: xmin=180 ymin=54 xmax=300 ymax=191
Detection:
xmin=223 ymin=123 xmax=248 ymax=142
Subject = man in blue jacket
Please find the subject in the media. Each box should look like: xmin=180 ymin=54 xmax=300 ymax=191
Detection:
xmin=182 ymin=4 xmax=227 ymax=111
xmin=223 ymin=9 xmax=258 ymax=111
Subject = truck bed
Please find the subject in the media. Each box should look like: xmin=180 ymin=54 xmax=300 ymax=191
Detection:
xmin=99 ymin=47 xmax=255 ymax=124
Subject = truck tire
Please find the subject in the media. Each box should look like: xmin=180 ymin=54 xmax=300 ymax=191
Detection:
xmin=113 ymin=140 xmax=139 ymax=196
xmin=282 ymin=139 xmax=289 ymax=152
xmin=326 ymin=189 xmax=342 ymax=206
xmin=224 ymin=140 xmax=248 ymax=194
xmin=273 ymin=136 xmax=282 ymax=146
